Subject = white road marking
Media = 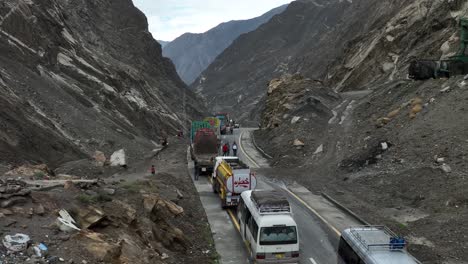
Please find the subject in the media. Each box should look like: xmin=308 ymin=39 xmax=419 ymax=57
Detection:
xmin=238 ymin=131 xmax=260 ymax=168
xmin=309 ymin=257 xmax=319 ymax=264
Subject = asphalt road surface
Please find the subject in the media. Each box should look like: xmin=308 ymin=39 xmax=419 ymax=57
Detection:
xmin=189 ymin=128 xmax=361 ymax=264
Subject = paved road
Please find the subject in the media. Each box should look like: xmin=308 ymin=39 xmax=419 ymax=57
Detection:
xmin=190 ymin=128 xmax=361 ymax=264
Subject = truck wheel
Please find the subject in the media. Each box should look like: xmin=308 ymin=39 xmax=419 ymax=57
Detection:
xmin=212 ymin=182 xmax=218 ymax=193
xmin=194 ymin=164 xmax=199 ymax=180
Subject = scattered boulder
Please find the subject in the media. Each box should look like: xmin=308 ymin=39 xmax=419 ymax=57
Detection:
xmin=291 ymin=116 xmax=301 ymax=124
xmin=78 ymin=232 xmax=121 ymax=262
xmin=176 ymin=189 xmax=184 ymax=200
xmin=102 ymin=188 xmax=115 ymax=195
xmin=34 ymin=204 xmax=45 ymax=216
xmin=143 ymin=194 xmax=184 ymax=216
xmin=440 ymin=164 xmax=452 ymax=173
xmin=268 ymin=78 xmax=283 ymax=94
xmin=409 ymin=97 xmax=423 ymax=119
xmin=376 ymin=117 xmax=391 ymax=127
xmin=1 ymin=197 xmax=28 ymax=208
xmin=293 ymin=139 xmax=305 ymax=147
xmin=110 ymin=149 xmax=126 ymax=167
xmin=162 ymin=200 xmax=184 ymax=216
xmin=440 ymin=86 xmax=451 ymax=93
xmin=93 ymin=151 xmax=107 ymax=167
xmin=387 ymin=108 xmax=400 ymax=118
xmin=111 ymin=200 xmax=136 ymax=224
xmin=75 ymin=206 xmax=106 ymax=229
xmin=5 ymin=164 xmax=50 ymax=178
xmin=314 ymin=144 xmax=324 ymax=154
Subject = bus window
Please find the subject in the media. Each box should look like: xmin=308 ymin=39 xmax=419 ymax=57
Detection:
xmin=259 ymin=226 xmax=297 ymax=245
xmin=338 ymin=238 xmax=363 ymax=264
xmin=247 ymin=216 xmax=259 ymax=242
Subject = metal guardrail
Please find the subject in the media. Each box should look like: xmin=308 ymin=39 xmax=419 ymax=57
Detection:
xmin=321 ymin=192 xmax=370 ymax=225
xmin=250 ymin=130 xmax=273 ymax=159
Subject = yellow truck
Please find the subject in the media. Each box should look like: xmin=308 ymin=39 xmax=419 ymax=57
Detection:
xmin=211 ymin=157 xmax=257 ymax=208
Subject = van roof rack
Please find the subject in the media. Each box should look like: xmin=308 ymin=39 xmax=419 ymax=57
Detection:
xmin=251 ymin=190 xmax=290 ymax=214
xmin=348 ymin=226 xmax=407 ymax=252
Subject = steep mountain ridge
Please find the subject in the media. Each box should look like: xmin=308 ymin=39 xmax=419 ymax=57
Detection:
xmin=251 ymin=0 xmax=468 ymax=262
xmin=157 ymin=40 xmax=170 ymax=48
xmin=163 ymin=4 xmax=288 ymax=85
xmin=0 ymin=0 xmax=204 ymax=167
xmin=194 ymin=0 xmax=465 ymax=124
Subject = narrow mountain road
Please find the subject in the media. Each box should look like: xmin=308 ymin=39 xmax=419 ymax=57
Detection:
xmin=190 ymin=128 xmax=362 ymax=264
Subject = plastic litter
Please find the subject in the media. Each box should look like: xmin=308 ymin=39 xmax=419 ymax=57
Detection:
xmin=57 ymin=209 xmax=81 ymax=232
xmin=2 ymin=233 xmax=30 ymax=252
xmin=33 ymin=243 xmax=48 ymax=257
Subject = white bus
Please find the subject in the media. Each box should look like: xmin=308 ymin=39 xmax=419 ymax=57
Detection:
xmin=337 ymin=226 xmax=421 ymax=264
xmin=237 ymin=190 xmax=299 ymax=263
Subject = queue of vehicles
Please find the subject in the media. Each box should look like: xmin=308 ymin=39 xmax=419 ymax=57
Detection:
xmin=189 ymin=115 xmax=421 ymax=264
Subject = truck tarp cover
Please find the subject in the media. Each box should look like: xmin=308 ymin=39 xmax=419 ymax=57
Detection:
xmin=194 ymin=128 xmax=218 ymax=154
xmin=251 ymin=191 xmax=290 ymax=212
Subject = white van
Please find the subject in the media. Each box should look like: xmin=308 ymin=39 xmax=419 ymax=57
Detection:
xmin=338 ymin=226 xmax=421 ymax=264
xmin=238 ymin=190 xmax=299 ymax=263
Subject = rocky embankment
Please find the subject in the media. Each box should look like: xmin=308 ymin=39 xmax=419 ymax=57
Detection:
xmin=253 ymin=1 xmax=468 ymax=263
xmin=0 ymin=0 xmax=204 ymax=168
xmin=1 ymin=140 xmax=216 ymax=264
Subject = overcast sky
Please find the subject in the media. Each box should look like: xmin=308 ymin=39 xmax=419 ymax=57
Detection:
xmin=133 ymin=0 xmax=292 ymax=41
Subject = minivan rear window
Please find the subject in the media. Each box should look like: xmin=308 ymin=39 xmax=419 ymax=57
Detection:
xmin=259 ymin=226 xmax=297 ymax=245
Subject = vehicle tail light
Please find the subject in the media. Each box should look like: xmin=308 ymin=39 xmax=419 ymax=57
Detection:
xmin=292 ymin=251 xmax=300 ymax=258
xmin=256 ymin=253 xmax=266 ymax=260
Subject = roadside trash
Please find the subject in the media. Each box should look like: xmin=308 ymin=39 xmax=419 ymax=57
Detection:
xmin=33 ymin=243 xmax=48 ymax=257
xmin=2 ymin=233 xmax=30 ymax=252
xmin=57 ymin=209 xmax=81 ymax=232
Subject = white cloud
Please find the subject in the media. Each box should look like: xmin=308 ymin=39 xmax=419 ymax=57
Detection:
xmin=133 ymin=0 xmax=293 ymax=41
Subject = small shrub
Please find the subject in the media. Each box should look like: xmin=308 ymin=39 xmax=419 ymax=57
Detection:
xmin=77 ymin=194 xmax=98 ymax=204
xmin=34 ymin=171 xmax=46 ymax=179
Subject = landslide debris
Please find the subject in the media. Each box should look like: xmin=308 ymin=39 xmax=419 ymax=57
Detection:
xmin=257 ymin=74 xmax=468 ymax=263
xmin=0 ymin=140 xmax=216 ymax=264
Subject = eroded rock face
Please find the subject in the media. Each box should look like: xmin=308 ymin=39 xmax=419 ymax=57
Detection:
xmin=0 ymin=0 xmax=205 ymax=167
xmin=163 ymin=4 xmax=288 ymax=85
xmin=193 ymin=0 xmax=461 ymax=123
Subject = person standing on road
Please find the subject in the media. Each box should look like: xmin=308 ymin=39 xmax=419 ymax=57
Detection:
xmin=222 ymin=143 xmax=229 ymax=156
xmin=151 ymin=165 xmax=156 ymax=176
xmin=232 ymin=142 xmax=238 ymax=156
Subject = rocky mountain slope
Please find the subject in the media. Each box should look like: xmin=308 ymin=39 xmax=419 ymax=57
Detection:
xmin=157 ymin=40 xmax=170 ymax=48
xmin=193 ymin=0 xmax=467 ymax=124
xmin=252 ymin=0 xmax=468 ymax=263
xmin=0 ymin=0 xmax=204 ymax=168
xmin=163 ymin=4 xmax=288 ymax=85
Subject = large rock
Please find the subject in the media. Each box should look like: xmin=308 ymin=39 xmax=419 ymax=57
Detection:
xmin=1 ymin=197 xmax=28 ymax=208
xmin=110 ymin=149 xmax=126 ymax=167
xmin=75 ymin=206 xmax=106 ymax=229
xmin=79 ymin=232 xmax=121 ymax=262
xmin=143 ymin=194 xmax=184 ymax=216
xmin=93 ymin=151 xmax=107 ymax=167
xmin=5 ymin=164 xmax=50 ymax=177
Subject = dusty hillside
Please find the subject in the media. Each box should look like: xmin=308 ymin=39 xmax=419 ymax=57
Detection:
xmin=0 ymin=0 xmax=204 ymax=168
xmin=0 ymin=140 xmax=217 ymax=264
xmin=255 ymin=1 xmax=468 ymax=263
xmin=163 ymin=4 xmax=288 ymax=85
xmin=193 ymin=0 xmax=468 ymax=124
